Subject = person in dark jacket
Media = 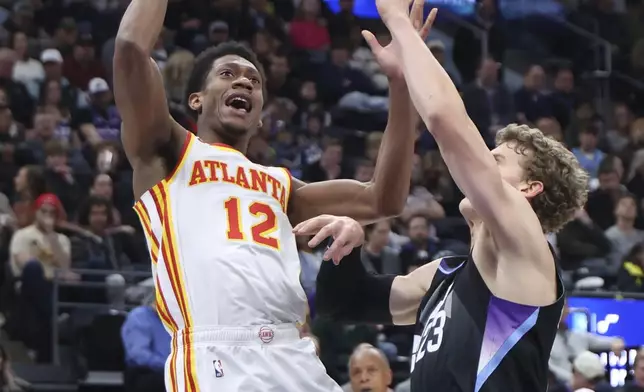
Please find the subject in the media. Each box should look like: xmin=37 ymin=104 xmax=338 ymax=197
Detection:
xmin=617 ymin=243 xmax=644 ymax=293
xmin=557 ymin=208 xmax=611 ymax=272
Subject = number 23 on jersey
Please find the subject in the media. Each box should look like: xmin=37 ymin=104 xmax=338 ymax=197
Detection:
xmin=224 ymin=197 xmax=280 ymax=250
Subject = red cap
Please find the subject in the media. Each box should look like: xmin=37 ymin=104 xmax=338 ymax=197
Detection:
xmin=34 ymin=193 xmax=63 ymax=216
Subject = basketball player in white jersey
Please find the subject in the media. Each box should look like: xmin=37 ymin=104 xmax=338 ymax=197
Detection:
xmin=112 ymin=0 xmax=433 ymax=390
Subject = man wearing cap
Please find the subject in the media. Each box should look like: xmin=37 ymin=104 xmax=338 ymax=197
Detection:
xmin=71 ymin=77 xmax=121 ymax=144
xmin=37 ymin=48 xmax=81 ymax=108
xmin=571 ymin=351 xmax=612 ymax=392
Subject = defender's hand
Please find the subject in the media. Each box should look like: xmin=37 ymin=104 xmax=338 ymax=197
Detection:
xmin=293 ymin=215 xmax=365 ymax=264
xmin=363 ymin=1 xmax=437 ymax=81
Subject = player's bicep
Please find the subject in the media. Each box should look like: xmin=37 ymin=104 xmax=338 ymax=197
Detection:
xmin=113 ymin=41 xmax=171 ymax=161
xmin=434 ymin=118 xmax=541 ymax=250
xmin=289 ymin=178 xmax=381 ymax=225
xmin=390 ymin=259 xmax=440 ymax=325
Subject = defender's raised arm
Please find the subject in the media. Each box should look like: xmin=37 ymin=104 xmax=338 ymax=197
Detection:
xmin=113 ymin=0 xmax=174 ymax=172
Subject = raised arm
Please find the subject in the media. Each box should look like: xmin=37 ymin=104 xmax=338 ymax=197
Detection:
xmin=288 ymin=2 xmax=435 ymax=226
xmin=113 ymin=0 xmax=174 ymax=164
xmin=382 ymin=4 xmax=546 ymax=255
xmin=289 ymin=81 xmax=415 ymax=224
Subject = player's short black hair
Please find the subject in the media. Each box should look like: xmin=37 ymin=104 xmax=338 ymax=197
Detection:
xmin=185 ymin=41 xmax=266 ymax=120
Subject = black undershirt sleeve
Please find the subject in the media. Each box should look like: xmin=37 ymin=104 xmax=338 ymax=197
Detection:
xmin=315 ymin=244 xmax=396 ymax=325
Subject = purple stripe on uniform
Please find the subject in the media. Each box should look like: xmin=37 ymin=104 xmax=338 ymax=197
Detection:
xmin=475 ymin=296 xmax=539 ymax=391
xmin=438 ymin=258 xmax=465 ymax=275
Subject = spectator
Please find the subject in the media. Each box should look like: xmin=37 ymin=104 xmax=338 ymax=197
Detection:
xmin=622 ymin=349 xmax=644 ymax=392
xmin=605 ymin=103 xmax=634 ymax=154
xmin=302 ymin=139 xmax=348 ymax=182
xmin=8 ymin=193 xmax=78 ymax=361
xmin=586 ymin=158 xmax=626 ymax=230
xmin=536 ymin=117 xmax=564 ymax=143
xmin=353 ymin=159 xmax=374 ymax=183
xmin=10 ymin=31 xmax=43 ymax=89
xmin=617 ymin=243 xmax=644 ymax=292
xmin=207 ymin=20 xmax=230 ymax=47
xmin=0 ymin=49 xmax=33 ymax=127
xmin=399 ymin=215 xmax=439 ymax=273
xmin=289 ymin=0 xmax=331 ymax=51
xmin=401 ymin=154 xmax=445 ymax=223
xmin=267 ymin=51 xmax=299 ymax=101
xmin=462 ymin=56 xmax=514 ymax=146
xmin=316 ymin=42 xmax=374 ymax=105
xmin=88 ymin=173 xmax=122 ymax=225
xmin=38 ymin=48 xmax=80 ymax=110
xmin=556 ymin=208 xmax=611 ymax=275
xmin=11 ymin=165 xmax=45 ymax=228
xmin=72 ymin=77 xmax=121 ymax=146
xmin=362 ymin=221 xmax=401 ymax=275
xmin=43 ymin=141 xmax=80 ymax=216
xmin=327 ymin=0 xmax=363 ymax=40
xmin=572 ymin=125 xmax=605 ymax=179
xmin=71 ymin=196 xmax=137 ymax=271
xmin=571 ymin=351 xmax=611 ymax=392
xmin=550 ymin=66 xmax=577 ymax=130
xmin=122 ymin=290 xmax=169 ymax=392
xmin=605 ymin=194 xmax=644 ymax=275
xmin=343 ymin=344 xmax=393 ymax=392
xmin=549 ymin=299 xmax=625 ymax=385
xmin=514 ymin=64 xmax=552 ymax=124
xmin=63 ymin=34 xmax=106 ymax=90
xmin=37 ymin=79 xmax=74 ymax=145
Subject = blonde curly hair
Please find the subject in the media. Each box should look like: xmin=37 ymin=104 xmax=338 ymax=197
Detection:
xmin=496 ymin=124 xmax=589 ymax=233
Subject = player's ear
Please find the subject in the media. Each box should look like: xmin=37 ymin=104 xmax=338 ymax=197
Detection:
xmin=188 ymin=92 xmax=202 ymax=113
xmin=521 ymin=180 xmax=544 ymax=199
xmin=258 ymin=119 xmax=263 ymax=129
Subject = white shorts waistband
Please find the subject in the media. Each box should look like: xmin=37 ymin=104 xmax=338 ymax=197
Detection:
xmin=174 ymin=324 xmax=301 ymax=346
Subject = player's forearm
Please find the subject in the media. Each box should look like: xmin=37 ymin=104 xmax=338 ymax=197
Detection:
xmin=387 ymin=18 xmax=463 ymax=124
xmin=115 ymin=0 xmax=167 ymax=54
xmin=387 ymin=16 xmax=501 ymax=201
xmin=315 ymin=246 xmax=395 ymax=324
xmin=369 ymin=81 xmax=417 ymax=216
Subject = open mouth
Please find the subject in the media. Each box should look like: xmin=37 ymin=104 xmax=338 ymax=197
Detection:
xmin=225 ymin=93 xmax=252 ymax=113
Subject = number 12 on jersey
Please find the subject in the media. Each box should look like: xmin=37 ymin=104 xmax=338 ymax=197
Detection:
xmin=224 ymin=197 xmax=280 ymax=250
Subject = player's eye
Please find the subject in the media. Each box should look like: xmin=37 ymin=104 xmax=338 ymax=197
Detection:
xmin=220 ymin=70 xmax=233 ymax=77
xmin=250 ymin=77 xmax=260 ymax=85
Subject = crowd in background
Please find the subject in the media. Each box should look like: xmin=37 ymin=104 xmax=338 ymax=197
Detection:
xmin=0 ymin=0 xmax=643 ymax=391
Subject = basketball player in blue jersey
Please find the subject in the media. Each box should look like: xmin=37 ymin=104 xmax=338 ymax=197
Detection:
xmin=296 ymin=2 xmax=590 ymax=392
xmin=112 ymin=0 xmax=434 ymax=390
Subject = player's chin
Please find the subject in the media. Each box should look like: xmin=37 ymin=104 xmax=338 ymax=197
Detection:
xmin=220 ymin=118 xmax=252 ymax=135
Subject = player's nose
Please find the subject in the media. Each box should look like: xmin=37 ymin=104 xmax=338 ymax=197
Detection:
xmin=232 ymin=77 xmax=253 ymax=91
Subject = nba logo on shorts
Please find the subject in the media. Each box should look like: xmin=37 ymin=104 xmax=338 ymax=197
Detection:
xmin=213 ymin=360 xmax=224 ymax=378
xmin=258 ymin=326 xmax=274 ymax=343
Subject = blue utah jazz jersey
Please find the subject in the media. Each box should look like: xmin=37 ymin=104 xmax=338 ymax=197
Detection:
xmin=409 ymin=255 xmax=565 ymax=391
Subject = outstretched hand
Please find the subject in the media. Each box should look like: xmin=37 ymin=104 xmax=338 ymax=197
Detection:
xmin=293 ymin=215 xmax=365 ymax=264
xmin=363 ymin=0 xmax=437 ymax=80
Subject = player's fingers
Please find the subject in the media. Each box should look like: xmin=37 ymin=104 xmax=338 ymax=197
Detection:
xmin=410 ymin=0 xmax=424 ymax=31
xmin=332 ymin=244 xmax=354 ymax=265
xmin=420 ymin=8 xmax=438 ymax=40
xmin=361 ymin=30 xmax=382 ymax=53
xmin=293 ymin=215 xmax=330 ymax=235
xmin=308 ymin=223 xmax=337 ymax=248
xmin=324 ymin=233 xmax=347 ymax=261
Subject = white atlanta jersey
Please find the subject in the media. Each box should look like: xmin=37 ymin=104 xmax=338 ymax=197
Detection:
xmin=133 ymin=131 xmax=307 ymax=333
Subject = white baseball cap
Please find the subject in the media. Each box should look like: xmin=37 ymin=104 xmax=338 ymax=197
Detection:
xmin=88 ymin=77 xmax=110 ymax=94
xmin=40 ymin=48 xmax=63 ymax=64
xmin=573 ymin=351 xmax=605 ymax=380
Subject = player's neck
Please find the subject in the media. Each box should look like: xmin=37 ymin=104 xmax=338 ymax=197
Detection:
xmin=196 ymin=126 xmax=249 ymax=155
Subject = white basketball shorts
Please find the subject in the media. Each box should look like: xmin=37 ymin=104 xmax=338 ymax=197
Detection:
xmin=164 ymin=324 xmax=342 ymax=392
